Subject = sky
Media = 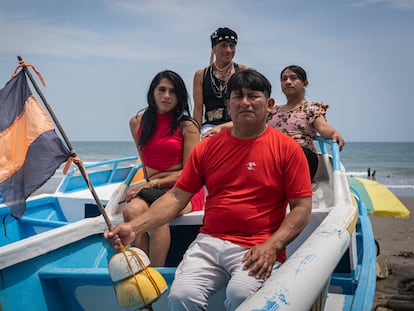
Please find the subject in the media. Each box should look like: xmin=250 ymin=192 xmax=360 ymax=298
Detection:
xmin=0 ymin=0 xmax=413 ymax=142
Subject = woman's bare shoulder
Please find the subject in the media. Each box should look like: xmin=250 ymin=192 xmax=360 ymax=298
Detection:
xmin=181 ymin=119 xmax=200 ymax=134
xmin=182 ymin=118 xmax=199 ymax=128
xmin=129 ymin=113 xmax=143 ymax=131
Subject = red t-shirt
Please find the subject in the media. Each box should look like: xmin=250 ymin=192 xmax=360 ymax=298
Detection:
xmin=175 ymin=126 xmax=312 ymax=262
xmin=138 ymin=113 xmax=183 ymax=172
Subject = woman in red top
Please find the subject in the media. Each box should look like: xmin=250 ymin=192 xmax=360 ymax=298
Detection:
xmin=125 ymin=70 xmax=204 ymax=266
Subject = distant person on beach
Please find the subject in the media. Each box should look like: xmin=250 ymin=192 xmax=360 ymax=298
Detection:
xmin=121 ymin=70 xmax=205 ymax=266
xmin=372 ymin=170 xmax=376 ymax=180
xmin=202 ymin=65 xmax=345 ymax=180
xmin=368 ymin=167 xmax=371 ymax=178
xmin=193 ymin=27 xmax=248 ymax=135
xmin=105 ymin=69 xmax=312 ymax=310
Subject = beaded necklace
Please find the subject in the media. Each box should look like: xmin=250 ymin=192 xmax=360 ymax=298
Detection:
xmin=210 ymin=62 xmax=233 ymax=98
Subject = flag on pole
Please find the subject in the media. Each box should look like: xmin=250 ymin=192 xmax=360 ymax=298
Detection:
xmin=0 ymin=70 xmax=70 ymax=219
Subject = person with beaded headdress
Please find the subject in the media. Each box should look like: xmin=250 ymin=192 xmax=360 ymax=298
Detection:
xmin=193 ymin=27 xmax=248 ymax=135
xmin=105 ymin=69 xmax=312 ymax=310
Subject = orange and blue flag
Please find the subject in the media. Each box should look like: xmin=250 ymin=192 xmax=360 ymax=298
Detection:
xmin=0 ymin=70 xmax=70 ymax=219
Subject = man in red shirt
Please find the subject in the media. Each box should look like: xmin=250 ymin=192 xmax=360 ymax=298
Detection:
xmin=105 ymin=69 xmax=312 ymax=311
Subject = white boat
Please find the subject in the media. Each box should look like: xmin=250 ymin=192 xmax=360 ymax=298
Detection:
xmin=0 ymin=137 xmax=376 ymax=310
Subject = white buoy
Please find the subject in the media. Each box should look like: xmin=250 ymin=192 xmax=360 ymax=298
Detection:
xmin=108 ymin=246 xmax=168 ymax=309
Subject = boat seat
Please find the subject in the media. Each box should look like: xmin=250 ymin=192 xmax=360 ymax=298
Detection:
xmin=20 ymin=216 xmax=69 ymax=228
xmin=39 ymin=267 xmax=109 ymax=279
xmin=38 ymin=266 xmax=176 ymax=285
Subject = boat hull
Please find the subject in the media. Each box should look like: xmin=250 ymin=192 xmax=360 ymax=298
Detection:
xmin=0 ymin=139 xmax=377 ymax=311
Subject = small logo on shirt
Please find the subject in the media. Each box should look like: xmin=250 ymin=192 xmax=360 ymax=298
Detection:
xmin=246 ymin=162 xmax=256 ymax=171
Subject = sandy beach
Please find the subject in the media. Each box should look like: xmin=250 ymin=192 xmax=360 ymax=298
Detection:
xmin=371 ymin=195 xmax=414 ymax=310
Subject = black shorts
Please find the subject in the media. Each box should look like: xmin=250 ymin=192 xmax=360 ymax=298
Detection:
xmin=302 ymin=147 xmax=319 ymax=180
xmin=136 ymin=187 xmax=168 ymax=205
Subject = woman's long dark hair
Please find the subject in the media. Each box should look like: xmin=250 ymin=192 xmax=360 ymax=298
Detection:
xmin=139 ymin=70 xmax=197 ymax=148
xmin=280 ymin=65 xmax=307 ymax=82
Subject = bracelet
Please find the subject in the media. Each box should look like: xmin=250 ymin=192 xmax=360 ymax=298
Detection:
xmin=150 ymin=179 xmax=160 ymax=189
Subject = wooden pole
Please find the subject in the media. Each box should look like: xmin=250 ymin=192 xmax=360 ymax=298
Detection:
xmin=17 ymin=55 xmax=113 ymax=230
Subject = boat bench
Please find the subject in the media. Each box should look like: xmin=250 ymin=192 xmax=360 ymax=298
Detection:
xmin=18 ymin=216 xmax=69 ymax=238
xmin=38 ymin=267 xmax=177 ymax=289
xmin=39 ymin=267 xmax=110 ymax=280
xmin=20 ymin=216 xmax=69 ymax=229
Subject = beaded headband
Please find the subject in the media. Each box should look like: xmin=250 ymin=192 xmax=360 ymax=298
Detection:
xmin=211 ymin=27 xmax=238 ymax=47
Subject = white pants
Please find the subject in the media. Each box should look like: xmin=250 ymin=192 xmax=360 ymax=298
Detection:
xmin=200 ymin=124 xmax=216 ymax=135
xmin=168 ymin=233 xmax=280 ymax=311
xmin=200 ymin=124 xmax=216 ymax=139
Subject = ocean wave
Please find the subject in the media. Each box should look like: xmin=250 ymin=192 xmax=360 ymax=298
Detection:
xmin=386 ymin=184 xmax=414 ymax=190
xmin=345 ymin=171 xmax=367 ymax=177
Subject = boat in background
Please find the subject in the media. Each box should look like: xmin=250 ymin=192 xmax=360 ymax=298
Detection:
xmin=0 ymin=137 xmax=376 ymax=310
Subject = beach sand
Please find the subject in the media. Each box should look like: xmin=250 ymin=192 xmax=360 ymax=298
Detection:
xmin=371 ymin=196 xmax=414 ymax=310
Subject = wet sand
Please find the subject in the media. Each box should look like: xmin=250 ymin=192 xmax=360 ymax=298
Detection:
xmin=371 ymin=196 xmax=414 ymax=310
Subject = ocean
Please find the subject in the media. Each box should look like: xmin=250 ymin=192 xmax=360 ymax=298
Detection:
xmin=339 ymin=142 xmax=414 ymax=197
xmin=42 ymin=141 xmax=414 ymax=197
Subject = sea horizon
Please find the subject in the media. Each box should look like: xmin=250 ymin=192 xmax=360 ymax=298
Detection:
xmin=37 ymin=141 xmax=414 ymax=198
xmin=71 ymin=140 xmax=414 ymax=143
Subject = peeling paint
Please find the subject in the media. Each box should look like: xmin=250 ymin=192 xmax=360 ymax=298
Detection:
xmin=278 ymin=292 xmax=289 ymax=305
xmin=295 ymin=254 xmax=317 ymax=274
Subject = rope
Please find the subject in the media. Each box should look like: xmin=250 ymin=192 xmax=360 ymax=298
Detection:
xmin=114 ymin=245 xmax=163 ymax=310
xmin=62 ymin=156 xmax=92 ymax=187
xmin=63 ymin=156 xmax=78 ymax=175
xmin=127 ymin=247 xmax=163 ymax=296
xmin=12 ymin=59 xmax=46 ymax=87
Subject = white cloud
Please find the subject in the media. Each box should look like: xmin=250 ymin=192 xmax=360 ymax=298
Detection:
xmin=0 ymin=0 xmax=413 ymax=141
xmin=0 ymin=12 xmax=193 ymax=62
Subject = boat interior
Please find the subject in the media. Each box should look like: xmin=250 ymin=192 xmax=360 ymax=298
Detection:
xmin=0 ymin=139 xmax=375 ymax=310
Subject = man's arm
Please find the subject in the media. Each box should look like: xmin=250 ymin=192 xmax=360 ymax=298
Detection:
xmin=267 ymin=197 xmax=312 ymax=252
xmin=104 ymin=187 xmax=193 ymax=249
xmin=242 ymin=196 xmax=312 ymax=280
xmin=193 ymin=69 xmax=204 ymax=128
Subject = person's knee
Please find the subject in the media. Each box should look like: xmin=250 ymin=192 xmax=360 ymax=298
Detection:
xmin=225 ymin=284 xmax=253 ymax=311
xmin=168 ymin=285 xmax=208 ymax=310
xmin=123 ymin=201 xmax=148 ymax=221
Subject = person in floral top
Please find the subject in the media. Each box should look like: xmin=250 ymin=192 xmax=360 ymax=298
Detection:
xmin=268 ymin=65 xmax=345 ymax=179
xmin=201 ymin=65 xmax=344 ymax=180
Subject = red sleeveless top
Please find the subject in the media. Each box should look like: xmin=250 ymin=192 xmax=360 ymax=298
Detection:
xmin=138 ymin=112 xmax=183 ymax=171
xmin=138 ymin=113 xmax=205 ymax=212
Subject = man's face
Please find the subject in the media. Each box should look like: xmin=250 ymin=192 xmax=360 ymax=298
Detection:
xmin=227 ymin=88 xmax=274 ymax=125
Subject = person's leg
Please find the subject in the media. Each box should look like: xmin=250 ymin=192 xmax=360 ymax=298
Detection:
xmin=217 ymin=241 xmax=263 ymax=311
xmin=224 ymin=246 xmax=281 ymax=311
xmin=200 ymin=124 xmax=216 ymax=139
xmin=149 ymin=201 xmax=192 ymax=266
xmin=302 ymin=147 xmax=319 ymax=180
xmin=168 ymin=234 xmax=229 ymax=311
xmin=148 ymin=223 xmax=171 ymax=266
xmin=123 ymin=197 xmax=150 ymax=254
xmin=200 ymin=124 xmax=215 ymax=135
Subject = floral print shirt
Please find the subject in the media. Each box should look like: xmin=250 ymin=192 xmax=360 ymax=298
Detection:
xmin=268 ymin=101 xmax=328 ymax=153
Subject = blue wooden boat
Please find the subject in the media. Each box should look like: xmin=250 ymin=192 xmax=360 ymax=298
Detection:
xmin=0 ymin=137 xmax=376 ymax=310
